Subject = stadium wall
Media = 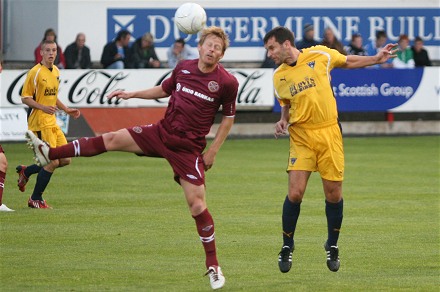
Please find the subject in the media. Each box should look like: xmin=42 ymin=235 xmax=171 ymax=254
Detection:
xmin=1 ymin=0 xmax=439 ymax=63
xmin=1 ymin=67 xmax=439 ymax=141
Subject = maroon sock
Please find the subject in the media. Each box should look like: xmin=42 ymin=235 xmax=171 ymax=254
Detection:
xmin=0 ymin=171 xmax=5 ymax=205
xmin=49 ymin=136 xmax=107 ymax=160
xmin=193 ymin=208 xmax=218 ymax=268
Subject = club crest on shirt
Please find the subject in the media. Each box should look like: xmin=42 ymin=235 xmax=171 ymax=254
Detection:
xmin=132 ymin=126 xmax=143 ymax=133
xmin=307 ymin=61 xmax=315 ymax=69
xmin=208 ymin=81 xmax=219 ymax=92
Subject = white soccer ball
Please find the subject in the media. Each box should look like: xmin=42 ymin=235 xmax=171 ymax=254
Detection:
xmin=174 ymin=2 xmax=207 ymax=34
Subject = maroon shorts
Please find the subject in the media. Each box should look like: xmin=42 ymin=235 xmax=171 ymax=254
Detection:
xmin=0 ymin=144 xmax=4 ymax=153
xmin=127 ymin=122 xmax=207 ymax=186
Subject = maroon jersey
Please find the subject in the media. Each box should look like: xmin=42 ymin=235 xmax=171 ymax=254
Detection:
xmin=161 ymin=59 xmax=238 ymax=139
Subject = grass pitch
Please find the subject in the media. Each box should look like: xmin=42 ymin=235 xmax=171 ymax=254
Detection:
xmin=1 ymin=136 xmax=439 ymax=291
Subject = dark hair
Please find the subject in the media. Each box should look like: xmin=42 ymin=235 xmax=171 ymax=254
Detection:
xmin=42 ymin=28 xmax=57 ymax=43
xmin=351 ymin=33 xmax=362 ymax=42
xmin=175 ymin=38 xmax=185 ymax=46
xmin=116 ymin=30 xmax=131 ymax=41
xmin=375 ymin=30 xmax=387 ymax=39
xmin=414 ymin=36 xmax=423 ymax=42
xmin=263 ymin=26 xmax=295 ymax=46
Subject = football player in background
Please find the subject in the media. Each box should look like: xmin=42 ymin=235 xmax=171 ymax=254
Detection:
xmin=17 ymin=40 xmax=80 ymax=209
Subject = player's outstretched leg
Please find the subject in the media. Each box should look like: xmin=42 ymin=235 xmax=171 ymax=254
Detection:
xmin=25 ymin=131 xmax=50 ymax=167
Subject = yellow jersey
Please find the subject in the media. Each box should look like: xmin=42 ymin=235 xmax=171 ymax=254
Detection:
xmin=21 ymin=64 xmax=60 ymax=131
xmin=273 ymin=45 xmax=346 ymax=127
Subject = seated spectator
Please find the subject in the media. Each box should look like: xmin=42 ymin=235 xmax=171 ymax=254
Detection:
xmin=130 ymin=32 xmax=161 ymax=68
xmin=345 ymin=33 xmax=367 ymax=56
xmin=393 ymin=34 xmax=415 ymax=69
xmin=100 ymin=30 xmax=131 ymax=69
xmin=321 ymin=27 xmax=346 ymax=55
xmin=167 ymin=38 xmax=198 ymax=68
xmin=412 ymin=36 xmax=432 ymax=67
xmin=296 ymin=23 xmax=319 ymax=50
xmin=365 ymin=30 xmax=393 ymax=68
xmin=34 ymin=28 xmax=66 ymax=69
xmin=64 ymin=33 xmax=92 ymax=69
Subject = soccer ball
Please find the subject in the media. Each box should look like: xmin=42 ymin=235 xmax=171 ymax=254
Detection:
xmin=174 ymin=2 xmax=207 ymax=34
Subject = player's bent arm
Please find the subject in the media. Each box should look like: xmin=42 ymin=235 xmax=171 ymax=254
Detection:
xmin=275 ymin=105 xmax=290 ymax=138
xmin=108 ymin=85 xmax=169 ymax=100
xmin=203 ymin=116 xmax=234 ymax=170
xmin=56 ymin=98 xmax=81 ymax=119
xmin=21 ymin=97 xmax=56 ymax=114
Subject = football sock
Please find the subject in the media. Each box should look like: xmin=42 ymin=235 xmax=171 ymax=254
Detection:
xmin=31 ymin=168 xmax=53 ymax=201
xmin=282 ymin=196 xmax=301 ymax=249
xmin=49 ymin=136 xmax=107 ymax=160
xmin=24 ymin=164 xmax=42 ymax=178
xmin=0 ymin=171 xmax=5 ymax=205
xmin=193 ymin=208 xmax=218 ymax=268
xmin=325 ymin=199 xmax=344 ymax=246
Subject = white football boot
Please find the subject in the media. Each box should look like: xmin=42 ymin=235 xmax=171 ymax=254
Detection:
xmin=25 ymin=130 xmax=51 ymax=167
xmin=0 ymin=204 xmax=14 ymax=212
xmin=205 ymin=265 xmax=225 ymax=290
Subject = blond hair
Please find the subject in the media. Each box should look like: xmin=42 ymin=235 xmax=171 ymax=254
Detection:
xmin=198 ymin=26 xmax=230 ymax=54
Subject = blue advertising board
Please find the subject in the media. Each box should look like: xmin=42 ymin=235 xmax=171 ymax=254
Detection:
xmin=272 ymin=67 xmax=436 ymax=113
xmin=108 ymin=8 xmax=440 ymax=48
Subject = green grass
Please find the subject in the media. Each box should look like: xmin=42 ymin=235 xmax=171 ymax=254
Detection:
xmin=1 ymin=136 xmax=439 ymax=291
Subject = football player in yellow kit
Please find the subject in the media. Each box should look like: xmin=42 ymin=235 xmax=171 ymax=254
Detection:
xmin=17 ymin=40 xmax=80 ymax=208
xmin=264 ymin=26 xmax=397 ymax=273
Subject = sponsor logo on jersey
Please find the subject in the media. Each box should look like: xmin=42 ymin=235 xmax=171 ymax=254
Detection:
xmin=182 ymin=86 xmax=214 ymax=102
xmin=176 ymin=83 xmax=181 ymax=92
xmin=44 ymin=87 xmax=57 ymax=96
xmin=208 ymin=81 xmax=219 ymax=92
xmin=289 ymin=77 xmax=316 ymax=97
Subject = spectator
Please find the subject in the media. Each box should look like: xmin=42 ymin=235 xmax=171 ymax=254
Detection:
xmin=64 ymin=33 xmax=92 ymax=69
xmin=34 ymin=28 xmax=66 ymax=69
xmin=365 ymin=30 xmax=393 ymax=68
xmin=296 ymin=23 xmax=319 ymax=50
xmin=345 ymin=33 xmax=367 ymax=56
xmin=412 ymin=36 xmax=432 ymax=67
xmin=321 ymin=27 xmax=346 ymax=55
xmin=100 ymin=30 xmax=131 ymax=69
xmin=167 ymin=38 xmax=198 ymax=68
xmin=130 ymin=32 xmax=161 ymax=68
xmin=393 ymin=34 xmax=415 ymax=69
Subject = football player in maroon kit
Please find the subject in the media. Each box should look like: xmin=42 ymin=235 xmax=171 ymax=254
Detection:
xmin=25 ymin=26 xmax=238 ymax=290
